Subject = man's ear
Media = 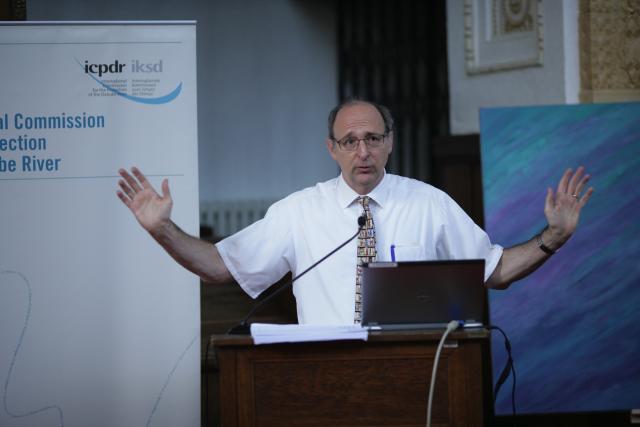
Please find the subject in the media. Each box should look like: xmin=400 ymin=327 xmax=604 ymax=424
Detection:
xmin=325 ymin=138 xmax=338 ymax=161
xmin=387 ymin=131 xmax=394 ymax=154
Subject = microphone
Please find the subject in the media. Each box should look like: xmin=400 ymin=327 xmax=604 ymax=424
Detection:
xmin=228 ymin=215 xmax=366 ymax=335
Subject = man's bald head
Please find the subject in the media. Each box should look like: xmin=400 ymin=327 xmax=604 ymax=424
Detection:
xmin=327 ymin=99 xmax=394 ymax=140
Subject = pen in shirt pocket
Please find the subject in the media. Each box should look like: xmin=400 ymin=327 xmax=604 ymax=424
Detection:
xmin=390 ymin=244 xmax=421 ymax=262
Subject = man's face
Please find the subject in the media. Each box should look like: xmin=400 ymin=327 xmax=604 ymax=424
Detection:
xmin=326 ymin=102 xmax=393 ymax=195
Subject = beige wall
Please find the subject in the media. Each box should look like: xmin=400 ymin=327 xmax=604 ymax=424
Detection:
xmin=29 ymin=0 xmax=339 ymax=202
xmin=447 ymin=0 xmax=580 ymax=134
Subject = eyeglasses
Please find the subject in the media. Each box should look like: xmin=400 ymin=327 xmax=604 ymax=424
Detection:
xmin=332 ymin=132 xmax=388 ymax=152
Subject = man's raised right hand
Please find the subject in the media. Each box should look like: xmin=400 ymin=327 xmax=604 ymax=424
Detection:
xmin=117 ymin=167 xmax=172 ymax=235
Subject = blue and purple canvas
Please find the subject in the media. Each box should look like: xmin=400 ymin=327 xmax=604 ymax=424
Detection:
xmin=480 ymin=102 xmax=640 ymax=415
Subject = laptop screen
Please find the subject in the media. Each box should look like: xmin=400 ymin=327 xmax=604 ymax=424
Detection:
xmin=361 ymin=260 xmax=487 ymax=330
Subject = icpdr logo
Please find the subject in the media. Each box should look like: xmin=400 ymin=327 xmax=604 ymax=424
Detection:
xmin=77 ymin=58 xmax=181 ymax=105
xmin=83 ymin=59 xmax=164 ymax=77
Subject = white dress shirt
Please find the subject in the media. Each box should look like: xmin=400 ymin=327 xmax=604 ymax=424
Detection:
xmin=216 ymin=172 xmax=503 ymax=325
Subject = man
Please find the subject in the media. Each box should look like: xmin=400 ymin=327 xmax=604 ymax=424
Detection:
xmin=116 ymin=100 xmax=593 ymax=324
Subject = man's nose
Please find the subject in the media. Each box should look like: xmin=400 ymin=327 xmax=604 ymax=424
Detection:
xmin=355 ymin=139 xmax=370 ymax=157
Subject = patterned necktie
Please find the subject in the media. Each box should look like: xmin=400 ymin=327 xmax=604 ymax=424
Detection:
xmin=355 ymin=196 xmax=377 ymax=324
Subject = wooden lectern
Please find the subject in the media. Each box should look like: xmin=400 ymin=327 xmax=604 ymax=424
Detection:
xmin=211 ymin=329 xmax=491 ymax=426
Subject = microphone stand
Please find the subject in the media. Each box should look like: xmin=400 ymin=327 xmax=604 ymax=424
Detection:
xmin=228 ymin=216 xmax=365 ymax=335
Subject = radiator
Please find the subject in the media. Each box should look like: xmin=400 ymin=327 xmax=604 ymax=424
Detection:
xmin=200 ymin=199 xmax=274 ymax=237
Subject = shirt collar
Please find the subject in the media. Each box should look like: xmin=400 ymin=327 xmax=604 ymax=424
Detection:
xmin=336 ymin=170 xmax=389 ymax=209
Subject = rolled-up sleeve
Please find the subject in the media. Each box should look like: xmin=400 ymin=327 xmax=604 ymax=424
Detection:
xmin=216 ymin=201 xmax=294 ymax=298
xmin=436 ymin=194 xmax=503 ymax=282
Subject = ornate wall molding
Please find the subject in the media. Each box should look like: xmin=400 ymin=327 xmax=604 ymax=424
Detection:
xmin=465 ymin=0 xmax=544 ymax=74
xmin=580 ymin=0 xmax=640 ymax=102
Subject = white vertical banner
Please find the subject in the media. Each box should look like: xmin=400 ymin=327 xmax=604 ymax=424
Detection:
xmin=0 ymin=22 xmax=199 ymax=427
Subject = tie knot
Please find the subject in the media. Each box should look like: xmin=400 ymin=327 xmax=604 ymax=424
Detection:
xmin=358 ymin=196 xmax=370 ymax=208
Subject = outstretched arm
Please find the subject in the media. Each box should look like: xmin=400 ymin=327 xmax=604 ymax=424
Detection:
xmin=486 ymin=166 xmax=594 ymax=289
xmin=116 ymin=167 xmax=233 ymax=285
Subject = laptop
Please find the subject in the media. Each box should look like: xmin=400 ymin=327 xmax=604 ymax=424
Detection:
xmin=361 ymin=260 xmax=487 ymax=331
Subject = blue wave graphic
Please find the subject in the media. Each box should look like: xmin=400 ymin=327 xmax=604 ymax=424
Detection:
xmin=76 ymin=58 xmax=182 ymax=105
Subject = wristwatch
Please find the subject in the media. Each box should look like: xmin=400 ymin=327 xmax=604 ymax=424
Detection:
xmin=536 ymin=232 xmax=556 ymax=255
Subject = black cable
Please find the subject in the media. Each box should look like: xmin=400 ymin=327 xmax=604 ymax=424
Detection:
xmin=510 ymin=352 xmax=517 ymax=415
xmin=488 ymin=325 xmax=517 ymax=415
xmin=227 ymin=216 xmax=365 ymax=334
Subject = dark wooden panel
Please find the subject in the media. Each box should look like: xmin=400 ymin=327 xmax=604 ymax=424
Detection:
xmin=432 ymin=134 xmax=484 ymax=227
xmin=0 ymin=0 xmax=26 ymax=20
xmin=0 ymin=0 xmax=9 ymax=19
xmin=200 ymin=230 xmax=297 ymax=427
xmin=215 ymin=332 xmax=488 ymax=427
xmin=246 ymin=347 xmax=451 ymax=426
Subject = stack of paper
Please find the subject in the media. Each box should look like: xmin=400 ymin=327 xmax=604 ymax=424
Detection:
xmin=250 ymin=323 xmax=369 ymax=345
